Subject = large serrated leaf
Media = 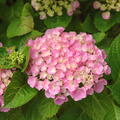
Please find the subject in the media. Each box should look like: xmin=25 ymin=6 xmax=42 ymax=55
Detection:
xmin=108 ymin=74 xmax=120 ymax=104
xmin=48 ymin=116 xmax=58 ymax=120
xmin=4 ymin=71 xmax=38 ymax=108
xmin=23 ymin=94 xmax=60 ymax=120
xmin=76 ymin=112 xmax=92 ymax=120
xmin=0 ymin=108 xmax=25 ymax=120
xmin=59 ymin=104 xmax=82 ymax=120
xmin=77 ymin=93 xmax=120 ymax=120
xmin=77 ymin=93 xmax=114 ymax=120
xmin=108 ymin=34 xmax=120 ymax=80
xmin=104 ymin=103 xmax=120 ymax=120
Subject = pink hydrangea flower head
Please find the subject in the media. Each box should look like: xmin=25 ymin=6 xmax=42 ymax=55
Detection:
xmin=26 ymin=27 xmax=111 ymax=105
xmin=0 ymin=43 xmax=15 ymax=112
xmin=0 ymin=69 xmax=13 ymax=112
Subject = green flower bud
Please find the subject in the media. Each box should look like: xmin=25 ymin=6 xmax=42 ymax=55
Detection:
xmin=58 ymin=1 xmax=64 ymax=6
xmin=47 ymin=8 xmax=54 ymax=17
xmin=100 ymin=4 xmax=107 ymax=11
xmin=8 ymin=50 xmax=24 ymax=66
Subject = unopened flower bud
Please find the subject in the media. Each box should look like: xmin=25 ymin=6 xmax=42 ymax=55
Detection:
xmin=102 ymin=11 xmax=110 ymax=20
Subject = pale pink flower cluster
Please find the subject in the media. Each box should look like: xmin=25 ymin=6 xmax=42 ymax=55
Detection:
xmin=27 ymin=27 xmax=111 ymax=105
xmin=0 ymin=70 xmax=13 ymax=112
xmin=0 ymin=43 xmax=13 ymax=112
xmin=31 ymin=0 xmax=80 ymax=20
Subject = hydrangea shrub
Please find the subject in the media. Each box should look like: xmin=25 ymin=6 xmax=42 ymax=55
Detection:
xmin=0 ymin=0 xmax=120 ymax=120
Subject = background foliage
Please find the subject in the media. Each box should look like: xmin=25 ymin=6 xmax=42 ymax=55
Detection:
xmin=0 ymin=0 xmax=120 ymax=120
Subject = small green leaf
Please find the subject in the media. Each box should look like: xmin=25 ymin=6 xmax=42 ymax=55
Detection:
xmin=22 ymin=46 xmax=30 ymax=72
xmin=81 ymin=15 xmax=98 ymax=33
xmin=44 ymin=14 xmax=72 ymax=28
xmin=93 ymin=32 xmax=106 ymax=43
xmin=4 ymin=71 xmax=38 ymax=108
xmin=28 ymin=30 xmax=43 ymax=39
xmin=7 ymin=3 xmax=34 ymax=38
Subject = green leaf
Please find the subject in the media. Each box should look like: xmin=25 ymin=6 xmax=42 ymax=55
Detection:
xmin=22 ymin=46 xmax=30 ymax=72
xmin=104 ymin=103 xmax=120 ymax=120
xmin=108 ymin=74 xmax=120 ymax=104
xmin=77 ymin=93 xmax=114 ymax=120
xmin=0 ymin=47 xmax=8 ymax=57
xmin=0 ymin=0 xmax=6 ymax=4
xmin=28 ymin=30 xmax=43 ymax=39
xmin=66 ymin=15 xmax=81 ymax=32
xmin=44 ymin=14 xmax=72 ymax=28
xmin=23 ymin=94 xmax=60 ymax=120
xmin=81 ymin=15 xmax=98 ymax=33
xmin=78 ymin=94 xmax=120 ymax=120
xmin=0 ymin=0 xmax=24 ymax=23
xmin=93 ymin=32 xmax=106 ymax=44
xmin=76 ymin=112 xmax=92 ymax=120
xmin=48 ymin=116 xmax=58 ymax=120
xmin=59 ymin=103 xmax=81 ymax=120
xmin=108 ymin=34 xmax=120 ymax=80
xmin=59 ymin=100 xmax=92 ymax=120
xmin=11 ymin=0 xmax=24 ymax=18
xmin=7 ymin=3 xmax=34 ymax=38
xmin=4 ymin=71 xmax=38 ymax=108
xmin=18 ymin=30 xmax=43 ymax=47
xmin=94 ymin=12 xmax=120 ymax=32
xmin=5 ymin=30 xmax=43 ymax=48
xmin=0 ymin=108 xmax=25 ymax=120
